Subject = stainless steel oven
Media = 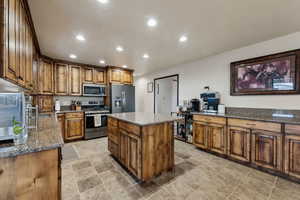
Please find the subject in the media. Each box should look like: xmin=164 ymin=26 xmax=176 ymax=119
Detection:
xmin=84 ymin=110 xmax=109 ymax=140
xmin=83 ymin=84 xmax=106 ymax=97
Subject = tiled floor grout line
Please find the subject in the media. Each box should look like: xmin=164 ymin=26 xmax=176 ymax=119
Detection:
xmin=225 ymin=170 xmax=252 ymax=200
xmin=267 ymin=176 xmax=278 ymax=200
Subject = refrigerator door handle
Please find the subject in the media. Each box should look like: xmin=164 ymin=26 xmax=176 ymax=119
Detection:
xmin=122 ymin=91 xmax=126 ymax=107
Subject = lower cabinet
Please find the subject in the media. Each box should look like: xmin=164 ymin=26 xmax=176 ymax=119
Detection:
xmin=58 ymin=112 xmax=84 ymax=142
xmin=251 ymin=130 xmax=282 ymax=171
xmin=284 ymin=124 xmax=300 ymax=179
xmin=193 ymin=120 xmax=226 ymax=155
xmin=227 ymin=126 xmax=251 ymax=162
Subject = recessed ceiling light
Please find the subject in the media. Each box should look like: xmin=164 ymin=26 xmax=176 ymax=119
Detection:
xmin=76 ymin=34 xmax=85 ymax=41
xmin=116 ymin=46 xmax=124 ymax=52
xmin=147 ymin=18 xmax=157 ymax=27
xmin=179 ymin=35 xmax=188 ymax=43
xmin=69 ymin=54 xmax=77 ymax=59
xmin=97 ymin=0 xmax=109 ymax=4
xmin=122 ymin=65 xmax=128 ymax=68
xmin=143 ymin=54 xmax=149 ymax=59
xmin=99 ymin=60 xmax=106 ymax=64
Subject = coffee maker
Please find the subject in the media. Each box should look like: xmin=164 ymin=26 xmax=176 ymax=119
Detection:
xmin=200 ymin=92 xmax=220 ymax=113
xmin=190 ymin=99 xmax=200 ymax=112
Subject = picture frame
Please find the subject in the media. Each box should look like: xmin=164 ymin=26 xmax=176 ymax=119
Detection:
xmin=147 ymin=82 xmax=153 ymax=93
xmin=230 ymin=49 xmax=300 ymax=95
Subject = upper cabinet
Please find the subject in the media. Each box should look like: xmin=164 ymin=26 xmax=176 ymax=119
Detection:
xmin=82 ymin=67 xmax=94 ymax=83
xmin=38 ymin=58 xmax=54 ymax=94
xmin=55 ymin=63 xmax=69 ymax=95
xmin=94 ymin=68 xmax=106 ymax=84
xmin=1 ymin=0 xmax=35 ymax=91
xmin=107 ymin=67 xmax=133 ymax=85
xmin=69 ymin=65 xmax=82 ymax=96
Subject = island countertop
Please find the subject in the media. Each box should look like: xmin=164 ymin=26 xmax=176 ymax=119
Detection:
xmin=108 ymin=112 xmax=182 ymax=126
xmin=0 ymin=114 xmax=64 ymax=158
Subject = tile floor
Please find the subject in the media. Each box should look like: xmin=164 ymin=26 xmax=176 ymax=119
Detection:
xmin=62 ymin=138 xmax=300 ymax=200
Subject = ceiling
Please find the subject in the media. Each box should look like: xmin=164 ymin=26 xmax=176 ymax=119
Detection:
xmin=28 ymin=0 xmax=300 ymax=76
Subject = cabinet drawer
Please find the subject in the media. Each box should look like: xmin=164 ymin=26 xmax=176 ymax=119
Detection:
xmin=108 ymin=126 xmax=119 ymax=144
xmin=108 ymin=139 xmax=119 ymax=158
xmin=285 ymin=124 xmax=300 ymax=135
xmin=119 ymin=121 xmax=140 ymax=136
xmin=228 ymin=118 xmax=281 ymax=133
xmin=108 ymin=117 xmax=118 ymax=127
xmin=193 ymin=115 xmax=226 ymax=125
xmin=65 ymin=112 xmax=84 ymax=119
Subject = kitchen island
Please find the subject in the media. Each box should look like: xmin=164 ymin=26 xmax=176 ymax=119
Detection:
xmin=0 ymin=114 xmax=64 ymax=200
xmin=107 ymin=112 xmax=181 ymax=181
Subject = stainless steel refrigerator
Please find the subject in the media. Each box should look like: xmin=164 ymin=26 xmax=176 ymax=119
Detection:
xmin=110 ymin=85 xmax=135 ymax=113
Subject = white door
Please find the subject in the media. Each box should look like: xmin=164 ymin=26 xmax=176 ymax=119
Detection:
xmin=154 ymin=76 xmax=178 ymax=115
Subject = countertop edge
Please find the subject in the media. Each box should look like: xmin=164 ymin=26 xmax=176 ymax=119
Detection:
xmin=192 ymin=112 xmax=300 ymax=125
xmin=108 ymin=115 xmax=182 ymax=126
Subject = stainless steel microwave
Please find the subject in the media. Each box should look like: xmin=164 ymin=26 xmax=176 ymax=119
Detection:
xmin=83 ymin=84 xmax=106 ymax=97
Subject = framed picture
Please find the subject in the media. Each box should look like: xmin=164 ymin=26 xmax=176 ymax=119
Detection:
xmin=230 ymin=49 xmax=300 ymax=95
xmin=147 ymin=82 xmax=153 ymax=93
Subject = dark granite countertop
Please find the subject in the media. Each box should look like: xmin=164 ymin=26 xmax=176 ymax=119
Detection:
xmin=108 ymin=112 xmax=182 ymax=126
xmin=0 ymin=114 xmax=64 ymax=158
xmin=192 ymin=107 xmax=300 ymax=125
xmin=55 ymin=110 xmax=84 ymax=114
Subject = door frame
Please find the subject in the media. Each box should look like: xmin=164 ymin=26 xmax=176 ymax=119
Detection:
xmin=154 ymin=74 xmax=179 ymax=114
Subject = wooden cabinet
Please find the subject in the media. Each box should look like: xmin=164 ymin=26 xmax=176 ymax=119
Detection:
xmin=69 ymin=65 xmax=82 ymax=96
xmin=108 ymin=117 xmax=173 ymax=181
xmin=251 ymin=130 xmax=282 ymax=171
xmin=111 ymin=69 xmax=122 ymax=83
xmin=193 ymin=116 xmax=226 ymax=155
xmin=193 ymin=122 xmax=208 ymax=149
xmin=65 ymin=112 xmax=84 ymax=141
xmin=94 ymin=68 xmax=105 ymax=84
xmin=227 ymin=126 xmax=251 ymax=162
xmin=82 ymin=67 xmax=94 ymax=83
xmin=57 ymin=114 xmax=65 ymax=140
xmin=55 ymin=63 xmax=69 ymax=95
xmin=37 ymin=95 xmax=54 ymax=113
xmin=284 ymin=125 xmax=300 ymax=179
xmin=0 ymin=149 xmax=61 ymax=200
xmin=39 ymin=59 xmax=54 ymax=94
xmin=122 ymin=70 xmax=133 ymax=84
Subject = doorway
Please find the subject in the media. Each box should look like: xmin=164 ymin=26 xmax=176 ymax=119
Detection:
xmin=154 ymin=75 xmax=179 ymax=114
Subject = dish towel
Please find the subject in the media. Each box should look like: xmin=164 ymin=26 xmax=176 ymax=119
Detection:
xmin=94 ymin=114 xmax=102 ymax=127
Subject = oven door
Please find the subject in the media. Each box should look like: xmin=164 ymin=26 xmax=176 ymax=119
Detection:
xmin=85 ymin=114 xmax=107 ymax=139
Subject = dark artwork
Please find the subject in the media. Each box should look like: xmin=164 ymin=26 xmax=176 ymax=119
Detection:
xmin=231 ymin=50 xmax=300 ymax=95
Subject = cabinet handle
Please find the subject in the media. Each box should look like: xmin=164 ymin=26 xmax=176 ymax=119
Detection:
xmin=0 ymin=169 xmax=3 ymax=175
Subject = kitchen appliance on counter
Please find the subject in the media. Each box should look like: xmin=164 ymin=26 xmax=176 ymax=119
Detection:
xmin=25 ymin=94 xmax=38 ymax=130
xmin=83 ymin=84 xmax=106 ymax=97
xmin=82 ymin=99 xmax=110 ymax=140
xmin=200 ymin=92 xmax=220 ymax=113
xmin=110 ymin=85 xmax=135 ymax=113
xmin=190 ymin=99 xmax=200 ymax=112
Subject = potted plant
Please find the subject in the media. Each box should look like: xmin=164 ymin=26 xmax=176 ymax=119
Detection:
xmin=12 ymin=117 xmax=25 ymax=145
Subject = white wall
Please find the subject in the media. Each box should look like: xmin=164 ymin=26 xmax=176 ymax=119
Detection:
xmin=135 ymin=32 xmax=300 ymax=113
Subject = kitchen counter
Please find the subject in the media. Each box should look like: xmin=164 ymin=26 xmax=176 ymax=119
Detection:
xmin=0 ymin=114 xmax=64 ymax=158
xmin=192 ymin=107 xmax=300 ymax=125
xmin=108 ymin=112 xmax=182 ymax=126
xmin=55 ymin=110 xmax=84 ymax=114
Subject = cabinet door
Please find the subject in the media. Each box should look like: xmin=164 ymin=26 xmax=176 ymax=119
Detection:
xmin=127 ymin=133 xmax=141 ymax=177
xmin=111 ymin=69 xmax=122 ymax=83
xmin=251 ymin=130 xmax=282 ymax=171
xmin=38 ymin=96 xmax=53 ymax=113
xmin=17 ymin=3 xmax=26 ymax=86
xmin=208 ymin=124 xmax=226 ymax=155
xmin=227 ymin=126 xmax=251 ymax=162
xmin=39 ymin=59 xmax=54 ymax=94
xmin=108 ymin=139 xmax=119 ymax=158
xmin=122 ymin=70 xmax=132 ymax=84
xmin=94 ymin=69 xmax=105 ymax=84
xmin=55 ymin=63 xmax=69 ymax=95
xmin=119 ymin=129 xmax=128 ymax=165
xmin=285 ymin=135 xmax=300 ymax=179
xmin=193 ymin=122 xmax=208 ymax=149
xmin=57 ymin=114 xmax=65 ymax=140
xmin=65 ymin=118 xmax=84 ymax=141
xmin=82 ymin=67 xmax=94 ymax=83
xmin=25 ymin=21 xmax=33 ymax=89
xmin=6 ymin=0 xmax=18 ymax=82
xmin=69 ymin=65 xmax=82 ymax=96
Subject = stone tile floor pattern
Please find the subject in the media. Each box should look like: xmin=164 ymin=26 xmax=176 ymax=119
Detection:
xmin=62 ymin=138 xmax=300 ymax=200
